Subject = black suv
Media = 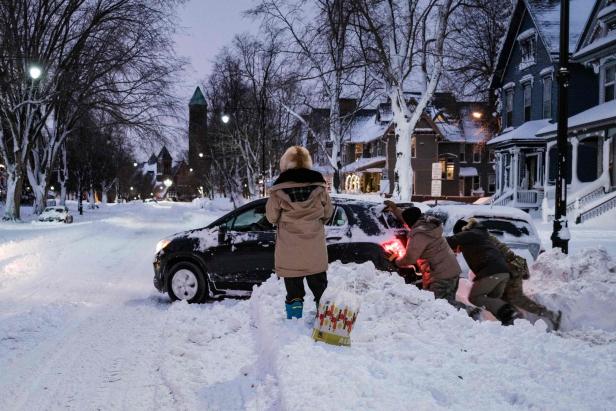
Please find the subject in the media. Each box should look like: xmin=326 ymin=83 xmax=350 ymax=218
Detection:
xmin=153 ymin=198 xmax=415 ymax=302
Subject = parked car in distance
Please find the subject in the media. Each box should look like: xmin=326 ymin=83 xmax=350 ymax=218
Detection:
xmin=423 ymin=205 xmax=542 ymax=260
xmin=38 ymin=206 xmax=73 ymax=223
xmin=153 ymin=198 xmax=416 ymax=303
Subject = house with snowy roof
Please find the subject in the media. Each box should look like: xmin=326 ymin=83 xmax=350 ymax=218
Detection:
xmin=488 ymin=0 xmax=597 ymax=210
xmin=131 ymin=146 xmax=196 ymax=201
xmin=336 ymin=93 xmax=494 ymax=199
xmin=535 ymin=0 xmax=616 ymax=223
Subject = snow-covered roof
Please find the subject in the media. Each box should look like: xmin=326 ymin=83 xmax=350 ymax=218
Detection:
xmin=312 ymin=164 xmax=335 ymax=175
xmin=526 ymin=0 xmax=594 ymax=54
xmin=574 ymin=30 xmax=616 ymax=61
xmin=344 ymin=115 xmax=390 ymax=144
xmin=436 ymin=109 xmax=491 ymax=144
xmin=488 ymin=119 xmax=552 ymax=146
xmin=340 ymin=156 xmax=386 ymax=173
xmin=459 ymin=167 xmax=479 ymax=177
xmin=537 ymin=100 xmax=616 ymax=136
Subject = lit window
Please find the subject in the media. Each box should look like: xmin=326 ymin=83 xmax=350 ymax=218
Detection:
xmin=440 ymin=160 xmax=455 ymax=180
xmin=604 ymin=64 xmax=615 ymax=103
xmin=523 ymin=83 xmax=532 ymax=122
xmin=542 ymin=77 xmax=552 ymax=118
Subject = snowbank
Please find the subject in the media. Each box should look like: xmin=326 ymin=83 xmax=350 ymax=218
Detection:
xmin=528 ymin=247 xmax=616 ymax=332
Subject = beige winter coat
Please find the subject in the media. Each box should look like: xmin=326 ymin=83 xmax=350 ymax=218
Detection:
xmin=396 ymin=216 xmax=461 ymax=281
xmin=266 ymin=180 xmax=333 ymax=277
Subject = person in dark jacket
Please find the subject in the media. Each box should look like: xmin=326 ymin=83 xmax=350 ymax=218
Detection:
xmin=266 ymin=146 xmax=333 ymax=320
xmin=447 ymin=218 xmax=520 ymax=325
xmin=453 ymin=219 xmax=562 ymax=330
xmin=384 ymin=203 xmax=465 ymax=309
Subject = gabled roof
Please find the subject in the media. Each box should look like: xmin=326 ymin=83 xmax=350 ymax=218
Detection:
xmin=148 ymin=154 xmax=157 ymax=165
xmin=189 ymin=87 xmax=207 ymax=106
xmin=575 ymin=0 xmax=603 ymax=51
xmin=487 ymin=119 xmax=552 ymax=146
xmin=158 ymin=146 xmax=172 ymax=161
xmin=492 ymin=0 xmax=594 ymax=88
xmin=526 ymin=0 xmax=593 ymax=55
xmin=537 ymin=99 xmax=616 ymax=136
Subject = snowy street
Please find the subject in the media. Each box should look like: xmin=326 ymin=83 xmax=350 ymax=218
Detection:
xmin=1 ymin=201 xmax=615 ymax=410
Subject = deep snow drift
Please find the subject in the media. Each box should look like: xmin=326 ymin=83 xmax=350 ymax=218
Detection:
xmin=1 ymin=200 xmax=616 ymax=410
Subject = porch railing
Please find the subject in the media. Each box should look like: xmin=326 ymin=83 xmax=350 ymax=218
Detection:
xmin=516 ymin=190 xmax=542 ymax=205
xmin=577 ymin=192 xmax=616 ymax=224
xmin=492 ymin=192 xmax=514 ymax=206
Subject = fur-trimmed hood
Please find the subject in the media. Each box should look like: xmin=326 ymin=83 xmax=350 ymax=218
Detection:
xmin=279 ymin=146 xmax=313 ymax=172
xmin=462 ymin=218 xmax=485 ymax=231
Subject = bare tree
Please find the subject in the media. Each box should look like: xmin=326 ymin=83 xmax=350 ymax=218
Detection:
xmin=250 ymin=0 xmax=373 ymax=192
xmin=0 ymin=0 xmax=183 ymax=219
xmin=352 ymin=0 xmax=460 ymax=201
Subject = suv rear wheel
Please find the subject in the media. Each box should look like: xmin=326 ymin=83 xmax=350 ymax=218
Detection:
xmin=167 ymin=261 xmax=208 ymax=303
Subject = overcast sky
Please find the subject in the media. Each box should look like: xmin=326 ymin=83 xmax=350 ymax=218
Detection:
xmin=174 ymin=0 xmax=260 ymax=105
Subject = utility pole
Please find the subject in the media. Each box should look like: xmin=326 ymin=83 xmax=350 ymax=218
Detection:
xmin=551 ymin=0 xmax=570 ymax=253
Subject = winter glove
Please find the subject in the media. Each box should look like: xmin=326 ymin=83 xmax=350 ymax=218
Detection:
xmin=383 ymin=200 xmax=398 ymax=212
xmin=384 ymin=250 xmax=398 ymax=262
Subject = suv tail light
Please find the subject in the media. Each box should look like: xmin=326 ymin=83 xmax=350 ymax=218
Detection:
xmin=381 ymin=239 xmax=406 ymax=259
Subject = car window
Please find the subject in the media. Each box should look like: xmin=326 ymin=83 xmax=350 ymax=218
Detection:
xmin=231 ymin=205 xmax=273 ymax=232
xmin=424 ymin=210 xmax=449 ymax=226
xmin=476 ymin=218 xmax=531 ymax=238
xmin=44 ymin=207 xmax=54 ymax=212
xmin=327 ymin=207 xmax=348 ymax=227
xmin=55 ymin=208 xmax=64 ymax=212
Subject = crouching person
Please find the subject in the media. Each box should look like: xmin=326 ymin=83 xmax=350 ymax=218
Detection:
xmin=447 ymin=219 xmax=521 ymax=325
xmin=453 ymin=219 xmax=561 ymax=330
xmin=385 ymin=203 xmax=463 ymax=309
xmin=266 ymin=146 xmax=334 ymax=319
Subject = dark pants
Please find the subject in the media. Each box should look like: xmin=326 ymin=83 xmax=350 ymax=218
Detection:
xmin=284 ymin=272 xmax=328 ymax=304
xmin=469 ymin=273 xmax=510 ymax=315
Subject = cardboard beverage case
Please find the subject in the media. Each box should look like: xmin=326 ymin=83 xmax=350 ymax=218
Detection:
xmin=312 ymin=288 xmax=360 ymax=347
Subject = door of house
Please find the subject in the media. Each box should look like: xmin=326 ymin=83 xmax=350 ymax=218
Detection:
xmin=525 ymin=155 xmax=537 ymax=189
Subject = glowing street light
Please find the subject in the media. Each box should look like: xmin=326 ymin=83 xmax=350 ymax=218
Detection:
xmin=221 ymin=113 xmax=230 ymax=124
xmin=189 ymin=168 xmax=193 ymax=172
xmin=163 ymin=178 xmax=173 ymax=188
xmin=29 ymin=66 xmax=42 ymax=80
xmin=50 ymin=185 xmax=55 ymax=191
xmin=130 ymin=186 xmax=134 ymax=191
xmin=472 ymin=111 xmax=483 ymax=119
xmin=198 ymin=152 xmax=204 ymax=158
xmin=133 ymin=162 xmax=138 ymax=167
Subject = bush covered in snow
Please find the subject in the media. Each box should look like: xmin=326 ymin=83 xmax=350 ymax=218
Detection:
xmin=192 ymin=197 xmax=235 ymax=213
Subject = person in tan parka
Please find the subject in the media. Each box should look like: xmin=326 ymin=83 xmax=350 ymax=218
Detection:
xmin=266 ymin=146 xmax=333 ymax=319
xmin=384 ymin=202 xmax=464 ymax=308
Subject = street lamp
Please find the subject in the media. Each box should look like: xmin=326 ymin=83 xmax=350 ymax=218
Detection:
xmin=163 ymin=178 xmax=173 ymax=188
xmin=198 ymin=152 xmax=204 ymax=158
xmin=472 ymin=111 xmax=483 ymax=119
xmin=551 ymin=0 xmax=571 ymax=254
xmin=29 ymin=65 xmax=42 ymax=80
xmin=221 ymin=113 xmax=230 ymax=124
xmin=133 ymin=162 xmax=138 ymax=167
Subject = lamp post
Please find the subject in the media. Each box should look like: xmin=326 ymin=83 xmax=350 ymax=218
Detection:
xmin=551 ymin=0 xmax=570 ymax=253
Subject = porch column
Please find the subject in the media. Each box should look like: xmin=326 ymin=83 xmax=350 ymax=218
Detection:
xmin=512 ymin=148 xmax=520 ymax=202
xmin=571 ymin=137 xmax=580 ymax=186
xmin=495 ymin=152 xmax=501 ymax=194
xmin=537 ymin=149 xmax=544 ymax=188
xmin=602 ymin=135 xmax=611 ymax=190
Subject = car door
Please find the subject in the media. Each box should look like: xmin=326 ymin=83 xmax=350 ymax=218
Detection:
xmin=325 ymin=205 xmax=350 ymax=263
xmin=208 ymin=202 xmax=276 ymax=287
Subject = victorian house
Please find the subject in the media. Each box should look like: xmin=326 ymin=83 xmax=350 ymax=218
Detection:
xmin=536 ymin=0 xmax=616 ymax=223
xmin=334 ymin=93 xmax=494 ymax=200
xmin=489 ymin=0 xmax=597 ymax=210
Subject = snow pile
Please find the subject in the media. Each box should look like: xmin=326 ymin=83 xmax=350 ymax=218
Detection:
xmin=242 ymin=262 xmax=616 ymax=410
xmin=528 ymin=247 xmax=616 ymax=332
xmin=192 ymin=196 xmax=235 ymax=213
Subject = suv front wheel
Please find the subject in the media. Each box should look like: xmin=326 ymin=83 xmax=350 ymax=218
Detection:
xmin=167 ymin=261 xmax=208 ymax=303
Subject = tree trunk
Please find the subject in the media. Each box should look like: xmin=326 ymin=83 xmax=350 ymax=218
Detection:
xmin=391 ymin=89 xmax=415 ymax=202
xmin=2 ymin=167 xmax=23 ymax=221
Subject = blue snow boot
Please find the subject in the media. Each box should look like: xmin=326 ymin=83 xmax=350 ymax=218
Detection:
xmin=285 ymin=300 xmax=303 ymax=319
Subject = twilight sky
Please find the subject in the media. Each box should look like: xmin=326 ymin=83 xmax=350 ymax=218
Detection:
xmin=174 ymin=0 xmax=260 ymax=105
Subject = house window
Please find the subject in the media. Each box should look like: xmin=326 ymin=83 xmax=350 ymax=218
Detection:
xmin=542 ymin=77 xmax=552 ymax=118
xmin=459 ymin=144 xmax=465 ymax=162
xmin=354 ymin=143 xmax=363 ymax=160
xmin=523 ymin=83 xmax=532 ymax=121
xmin=488 ymin=174 xmax=496 ymax=193
xmin=505 ymin=90 xmax=514 ymax=127
xmin=489 ymin=150 xmax=495 ymax=162
xmin=411 ymin=137 xmax=417 ymax=158
xmin=472 ymin=176 xmax=481 ymax=191
xmin=440 ymin=160 xmax=455 ymax=180
xmin=518 ymin=33 xmax=537 ymax=69
xmin=604 ymin=64 xmax=615 ymax=103
xmin=473 ymin=146 xmax=482 ymax=163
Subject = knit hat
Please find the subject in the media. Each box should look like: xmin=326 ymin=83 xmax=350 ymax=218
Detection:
xmin=453 ymin=219 xmax=468 ymax=234
xmin=401 ymin=207 xmax=422 ymax=227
